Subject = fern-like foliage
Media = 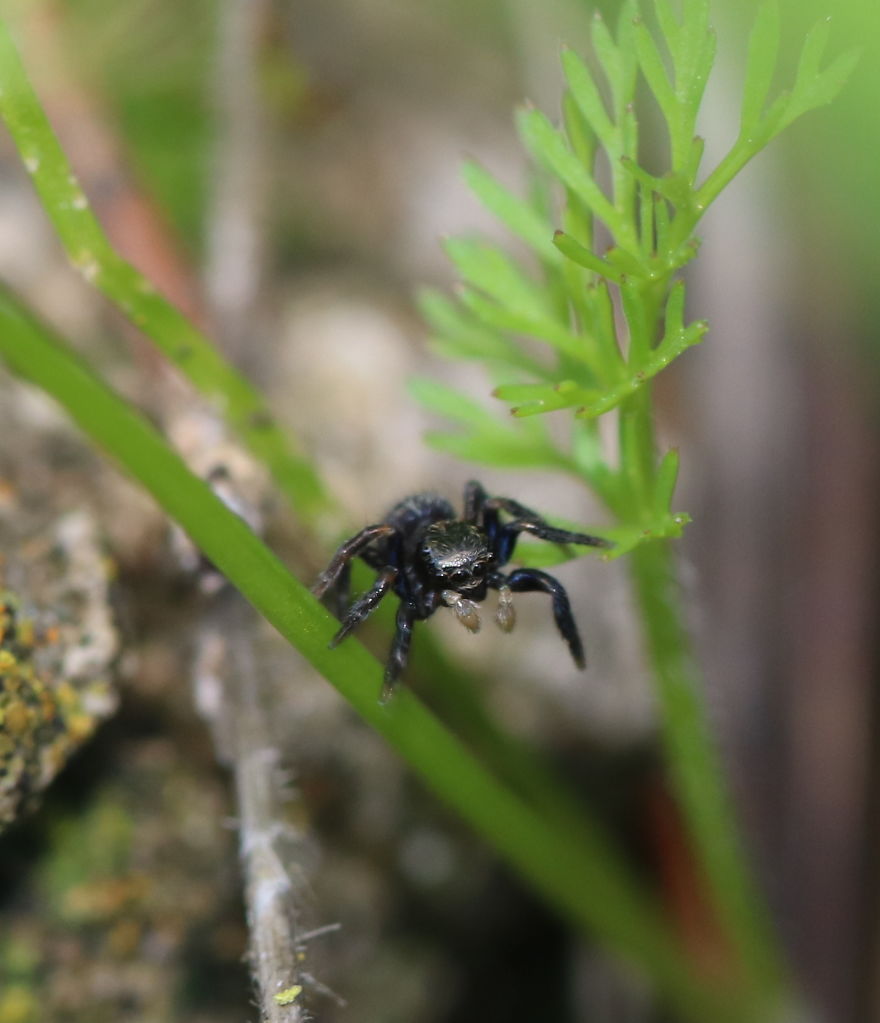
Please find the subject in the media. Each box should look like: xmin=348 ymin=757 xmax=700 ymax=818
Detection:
xmin=415 ymin=0 xmax=857 ymax=553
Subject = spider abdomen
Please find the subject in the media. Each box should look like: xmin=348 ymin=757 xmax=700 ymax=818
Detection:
xmin=383 ymin=493 xmax=455 ymax=538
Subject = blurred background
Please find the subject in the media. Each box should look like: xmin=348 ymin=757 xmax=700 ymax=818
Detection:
xmin=0 ymin=0 xmax=877 ymax=1020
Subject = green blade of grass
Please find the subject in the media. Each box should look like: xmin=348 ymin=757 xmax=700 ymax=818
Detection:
xmin=0 ymin=284 xmax=752 ymax=1023
xmin=0 ymin=18 xmax=328 ymax=522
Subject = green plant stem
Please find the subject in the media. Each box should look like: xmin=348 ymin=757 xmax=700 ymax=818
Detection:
xmin=625 ymin=397 xmax=787 ymax=1010
xmin=0 ymin=283 xmax=757 ymax=1023
xmin=0 ymin=17 xmax=328 ymax=523
xmin=617 ymin=269 xmax=786 ymax=1001
xmin=412 ymin=638 xmax=605 ymax=848
xmin=615 ymin=283 xmax=786 ymax=1004
xmin=695 ymin=134 xmax=769 ymax=213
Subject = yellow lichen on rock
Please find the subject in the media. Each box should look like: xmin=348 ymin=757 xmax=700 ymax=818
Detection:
xmin=0 ymin=510 xmax=120 ymax=830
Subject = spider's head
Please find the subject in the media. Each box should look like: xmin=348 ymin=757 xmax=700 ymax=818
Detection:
xmin=421 ymin=521 xmax=492 ymax=596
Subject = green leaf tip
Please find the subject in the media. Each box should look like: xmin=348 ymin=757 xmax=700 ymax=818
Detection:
xmin=554 ymin=231 xmax=625 ymax=282
xmin=741 ymin=0 xmax=780 ymax=129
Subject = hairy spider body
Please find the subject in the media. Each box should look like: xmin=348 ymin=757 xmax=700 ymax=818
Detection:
xmin=313 ymin=481 xmax=610 ymax=701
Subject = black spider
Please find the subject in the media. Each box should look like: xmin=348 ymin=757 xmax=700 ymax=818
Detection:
xmin=313 ymin=480 xmax=611 ymax=701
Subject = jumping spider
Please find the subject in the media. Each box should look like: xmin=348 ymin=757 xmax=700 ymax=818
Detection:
xmin=313 ymin=480 xmax=610 ymax=701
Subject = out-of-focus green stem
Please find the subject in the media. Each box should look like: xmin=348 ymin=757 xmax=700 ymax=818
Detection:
xmin=624 ymin=388 xmax=789 ymax=1015
xmin=0 ymin=17 xmax=329 ymax=523
xmin=615 ymin=277 xmax=787 ymax=1011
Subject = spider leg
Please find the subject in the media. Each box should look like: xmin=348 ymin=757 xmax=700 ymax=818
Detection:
xmin=381 ymin=602 xmax=416 ymax=703
xmin=330 ymin=567 xmax=398 ymax=648
xmin=312 ymin=524 xmax=396 ymax=599
xmin=486 ymin=495 xmax=609 ymax=547
xmin=480 ymin=495 xmax=610 ymax=566
xmin=319 ymin=560 xmax=352 ymax=620
xmin=463 ymin=479 xmax=489 ymax=524
xmin=503 ymin=567 xmax=586 ymax=669
xmin=504 ymin=518 xmax=610 ymax=549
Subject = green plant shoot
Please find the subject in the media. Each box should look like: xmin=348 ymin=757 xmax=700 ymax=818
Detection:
xmin=415 ymin=0 xmax=857 ymax=1012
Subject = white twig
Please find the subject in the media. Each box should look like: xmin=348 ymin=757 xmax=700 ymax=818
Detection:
xmin=204 ymin=0 xmax=272 ymax=367
xmin=197 ymin=594 xmax=310 ymax=1023
xmin=194 ymin=3 xmax=312 ymax=1017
